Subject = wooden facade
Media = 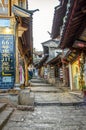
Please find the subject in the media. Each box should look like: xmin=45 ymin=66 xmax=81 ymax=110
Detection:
xmin=51 ymin=0 xmax=86 ymax=90
xmin=0 ymin=0 xmax=33 ymax=89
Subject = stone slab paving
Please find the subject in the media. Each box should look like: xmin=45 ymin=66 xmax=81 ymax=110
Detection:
xmin=34 ymin=92 xmax=83 ymax=104
xmin=1 ymin=77 xmax=86 ymax=130
xmin=2 ymin=105 xmax=86 ymax=130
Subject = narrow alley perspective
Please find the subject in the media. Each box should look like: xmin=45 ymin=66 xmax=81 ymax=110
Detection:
xmin=0 ymin=0 xmax=86 ymax=130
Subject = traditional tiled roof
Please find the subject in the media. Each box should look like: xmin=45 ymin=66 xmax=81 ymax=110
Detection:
xmin=13 ymin=5 xmax=38 ymax=15
xmin=47 ymin=53 xmax=62 ymax=65
xmin=51 ymin=0 xmax=68 ymax=39
xmin=41 ymin=39 xmax=59 ymax=48
xmin=59 ymin=0 xmax=86 ymax=48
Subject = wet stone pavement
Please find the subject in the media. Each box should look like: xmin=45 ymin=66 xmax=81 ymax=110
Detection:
xmin=2 ymin=77 xmax=86 ymax=130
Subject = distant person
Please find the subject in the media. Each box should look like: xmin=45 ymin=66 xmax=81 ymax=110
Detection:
xmin=28 ymin=64 xmax=33 ymax=80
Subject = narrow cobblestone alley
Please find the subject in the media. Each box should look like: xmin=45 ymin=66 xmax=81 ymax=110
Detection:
xmin=0 ymin=0 xmax=86 ymax=130
xmin=2 ymin=77 xmax=86 ymax=130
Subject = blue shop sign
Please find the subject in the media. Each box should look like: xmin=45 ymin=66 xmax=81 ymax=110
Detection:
xmin=0 ymin=35 xmax=15 ymax=89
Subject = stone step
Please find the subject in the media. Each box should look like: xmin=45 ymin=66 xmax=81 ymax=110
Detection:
xmin=0 ymin=107 xmax=14 ymax=130
xmin=31 ymin=79 xmax=47 ymax=83
xmin=31 ymin=81 xmax=46 ymax=83
xmin=31 ymin=87 xmax=58 ymax=93
xmin=30 ymin=83 xmax=52 ymax=87
xmin=0 ymin=103 xmax=7 ymax=113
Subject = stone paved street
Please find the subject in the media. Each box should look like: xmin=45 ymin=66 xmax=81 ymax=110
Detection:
xmin=2 ymin=78 xmax=86 ymax=130
xmin=2 ymin=105 xmax=86 ymax=130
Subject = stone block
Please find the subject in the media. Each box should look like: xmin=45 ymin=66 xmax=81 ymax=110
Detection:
xmin=18 ymin=90 xmax=34 ymax=106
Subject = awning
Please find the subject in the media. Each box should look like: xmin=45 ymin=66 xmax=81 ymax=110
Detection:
xmin=13 ymin=5 xmax=32 ymax=17
xmin=41 ymin=39 xmax=59 ymax=48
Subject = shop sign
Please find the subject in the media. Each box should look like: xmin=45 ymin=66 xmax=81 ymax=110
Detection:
xmin=0 ymin=34 xmax=15 ymax=89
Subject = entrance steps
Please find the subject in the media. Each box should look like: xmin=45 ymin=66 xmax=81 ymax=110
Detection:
xmin=30 ymin=78 xmax=59 ymax=93
xmin=30 ymin=78 xmax=52 ymax=87
xmin=0 ymin=103 xmax=14 ymax=130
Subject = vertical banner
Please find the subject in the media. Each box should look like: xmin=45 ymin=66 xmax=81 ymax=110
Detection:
xmin=0 ymin=34 xmax=15 ymax=89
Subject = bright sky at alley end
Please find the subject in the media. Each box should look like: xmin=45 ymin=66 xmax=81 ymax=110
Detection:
xmin=28 ymin=0 xmax=59 ymax=51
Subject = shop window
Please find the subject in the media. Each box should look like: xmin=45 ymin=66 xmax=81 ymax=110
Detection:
xmin=0 ymin=0 xmax=8 ymax=15
xmin=0 ymin=19 xmax=10 ymax=27
xmin=0 ymin=0 xmax=11 ymax=16
xmin=18 ymin=0 xmax=25 ymax=8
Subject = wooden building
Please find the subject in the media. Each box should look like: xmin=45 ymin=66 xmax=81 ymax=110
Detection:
xmin=51 ymin=0 xmax=86 ymax=90
xmin=0 ymin=0 xmax=34 ymax=89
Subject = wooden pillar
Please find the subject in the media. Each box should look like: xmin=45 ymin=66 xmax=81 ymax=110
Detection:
xmin=15 ymin=23 xmax=20 ymax=86
xmin=62 ymin=51 xmax=66 ymax=86
xmin=62 ymin=60 xmax=66 ymax=86
xmin=24 ymin=58 xmax=28 ymax=86
xmin=69 ymin=63 xmax=73 ymax=90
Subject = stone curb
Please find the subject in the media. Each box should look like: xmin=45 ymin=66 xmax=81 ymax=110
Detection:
xmin=34 ymin=102 xmax=85 ymax=106
xmin=0 ymin=108 xmax=14 ymax=130
xmin=0 ymin=103 xmax=7 ymax=113
xmin=17 ymin=105 xmax=34 ymax=111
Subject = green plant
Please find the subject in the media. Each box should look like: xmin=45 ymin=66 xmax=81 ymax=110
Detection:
xmin=79 ymin=78 xmax=85 ymax=90
xmin=82 ymin=85 xmax=86 ymax=91
xmin=79 ymin=52 xmax=85 ymax=91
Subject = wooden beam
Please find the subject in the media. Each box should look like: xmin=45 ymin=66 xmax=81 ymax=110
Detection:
xmin=72 ymin=17 xmax=84 ymax=25
xmin=18 ymin=30 xmax=24 ymax=37
xmin=18 ymin=23 xmax=28 ymax=37
xmin=73 ymin=11 xmax=82 ymax=18
xmin=19 ymin=17 xmax=22 ymax=25
xmin=82 ymin=6 xmax=86 ymax=13
xmin=0 ymin=16 xmax=14 ymax=18
xmin=18 ymin=24 xmax=28 ymax=31
xmin=72 ymin=14 xmax=85 ymax=21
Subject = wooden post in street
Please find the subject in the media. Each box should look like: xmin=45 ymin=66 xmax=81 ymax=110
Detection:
xmin=62 ymin=50 xmax=66 ymax=86
xmin=24 ymin=58 xmax=29 ymax=87
xmin=15 ymin=23 xmax=20 ymax=87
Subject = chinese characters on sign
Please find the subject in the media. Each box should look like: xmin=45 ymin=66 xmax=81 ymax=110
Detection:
xmin=0 ymin=35 xmax=15 ymax=88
